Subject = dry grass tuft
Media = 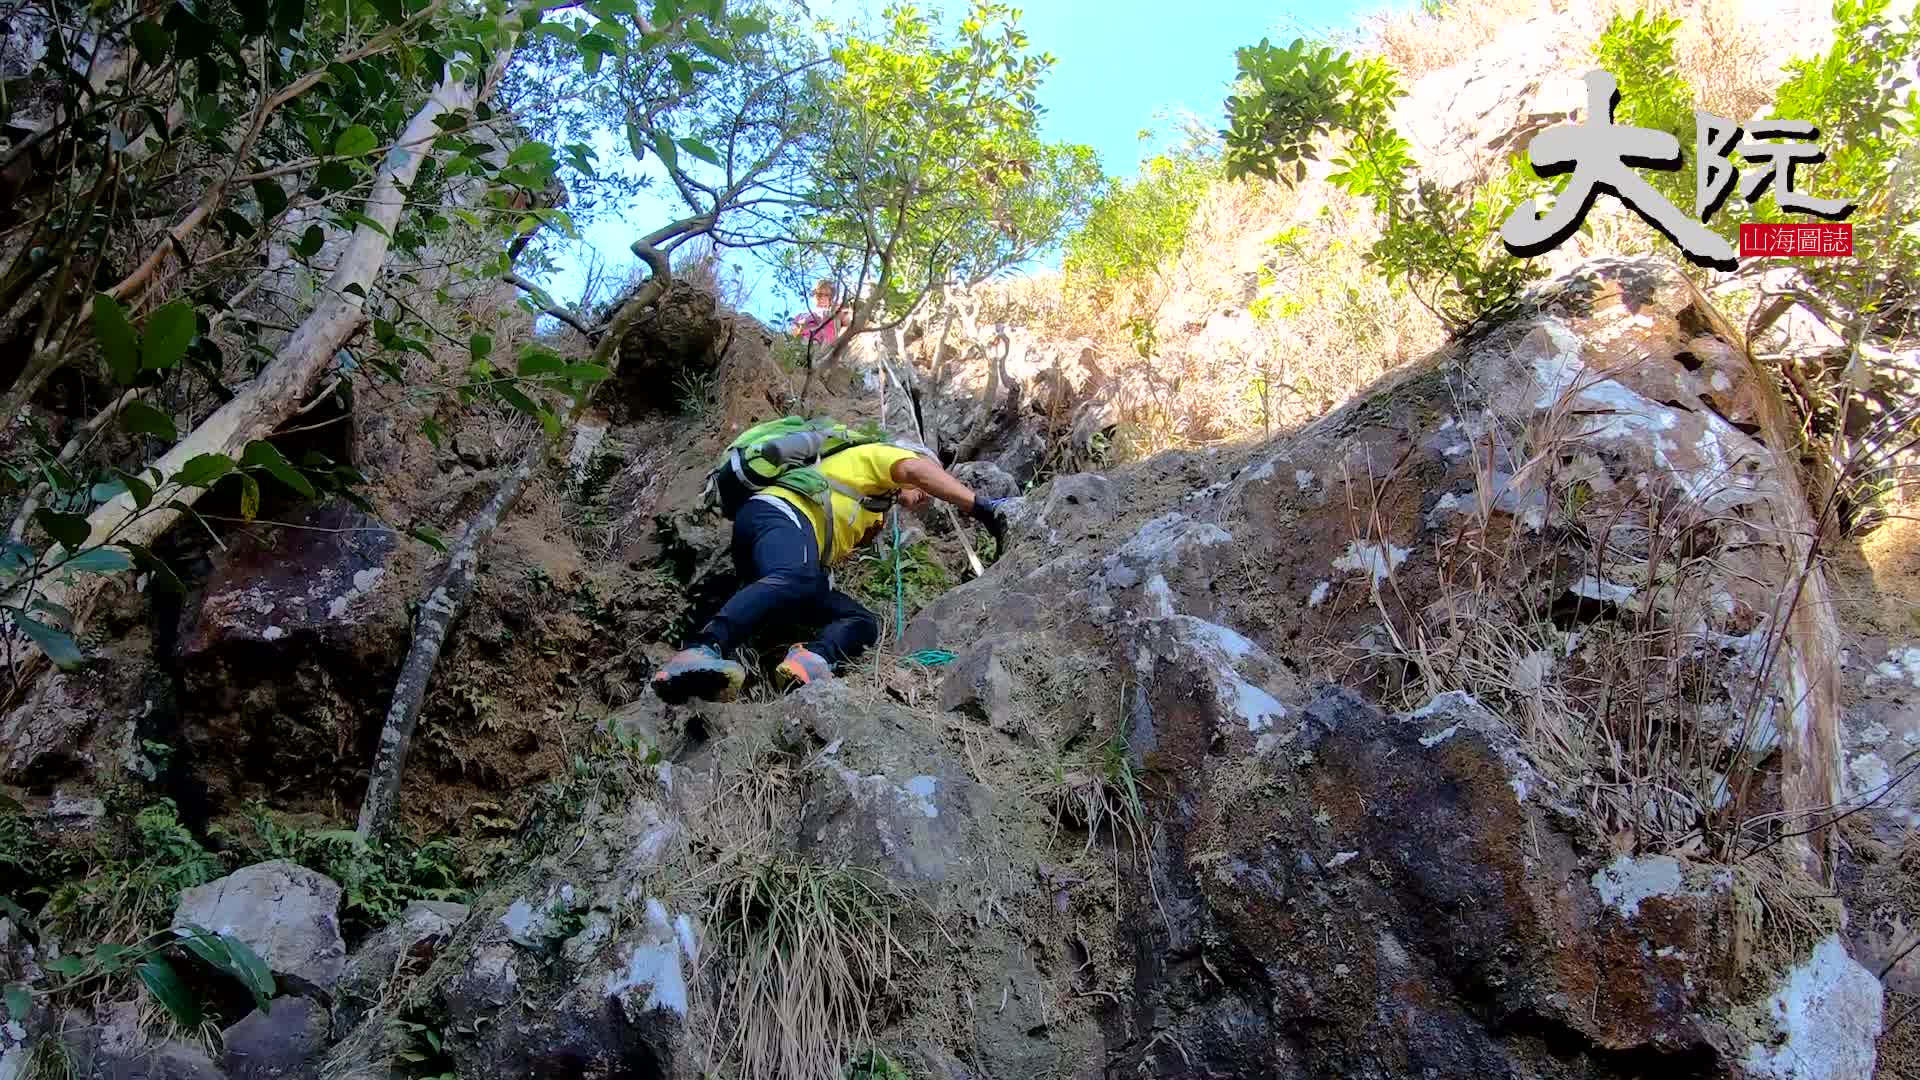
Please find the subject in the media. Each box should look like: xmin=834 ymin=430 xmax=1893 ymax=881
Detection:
xmin=1040 ymin=728 xmax=1151 ymax=858
xmin=1337 ymin=370 xmax=1830 ymax=862
xmin=707 ymin=858 xmax=904 ymax=1080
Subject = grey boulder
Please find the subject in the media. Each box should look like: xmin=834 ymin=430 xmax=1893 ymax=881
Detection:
xmin=173 ymin=861 xmax=345 ymax=995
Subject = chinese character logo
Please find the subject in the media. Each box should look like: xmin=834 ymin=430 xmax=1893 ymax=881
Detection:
xmin=1502 ymin=70 xmax=1855 ymax=270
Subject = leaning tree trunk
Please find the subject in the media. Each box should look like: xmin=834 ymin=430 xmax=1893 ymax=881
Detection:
xmin=353 ymin=223 xmax=686 ymax=835
xmin=4 ymin=47 xmax=514 ymax=665
xmin=356 ymin=451 xmax=533 ymax=837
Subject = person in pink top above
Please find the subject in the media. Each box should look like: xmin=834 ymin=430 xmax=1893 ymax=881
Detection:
xmin=792 ymin=278 xmax=852 ymax=346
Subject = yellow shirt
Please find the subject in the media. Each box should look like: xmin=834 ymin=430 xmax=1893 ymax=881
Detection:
xmin=764 ymin=443 xmax=918 ymax=566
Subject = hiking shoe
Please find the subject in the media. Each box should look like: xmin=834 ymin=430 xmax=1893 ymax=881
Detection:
xmin=651 ymin=645 xmax=746 ymax=704
xmin=775 ymin=645 xmax=834 ymax=690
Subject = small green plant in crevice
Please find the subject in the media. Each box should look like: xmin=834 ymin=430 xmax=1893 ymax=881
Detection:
xmin=388 ymin=1011 xmax=459 ymax=1080
xmin=675 ymin=369 xmax=716 ymax=418
xmin=710 ymin=858 xmax=904 ymax=1080
xmin=852 ymin=538 xmax=952 ymax=624
xmin=848 ymin=1049 xmax=913 ymax=1079
xmin=0 ymin=797 xmax=77 ymax=902
xmin=1045 ymin=729 xmax=1151 ymax=857
xmin=231 ymin=810 xmax=471 ymax=940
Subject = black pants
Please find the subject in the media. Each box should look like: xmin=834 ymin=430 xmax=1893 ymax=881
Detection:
xmin=690 ymin=498 xmax=879 ymax=667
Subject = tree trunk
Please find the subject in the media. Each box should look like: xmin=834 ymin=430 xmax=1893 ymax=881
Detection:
xmin=356 ymin=450 xmax=534 ymax=837
xmin=351 ymin=228 xmax=685 ymax=834
xmin=4 ymin=49 xmax=513 ymax=664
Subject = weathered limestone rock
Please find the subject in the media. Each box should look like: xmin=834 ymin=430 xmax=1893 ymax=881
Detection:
xmin=336 ymin=901 xmax=468 ymax=1032
xmin=176 ymin=502 xmax=407 ymax=809
xmin=0 ymin=674 xmax=93 ymax=784
xmin=221 ymin=996 xmax=331 ymax=1080
xmin=57 ymin=1001 xmax=226 ymax=1080
xmin=901 ymin=257 xmax=1878 ymax=1077
xmin=439 ymin=897 xmax=695 ymax=1078
xmin=0 ymin=659 xmax=154 ymax=791
xmin=785 ymin=682 xmax=993 ymax=886
xmin=949 ymin=460 xmax=1018 ymax=502
xmin=174 ymin=861 xmax=346 ymax=995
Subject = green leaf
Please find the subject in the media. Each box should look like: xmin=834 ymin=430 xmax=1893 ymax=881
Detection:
xmin=470 ymin=333 xmax=493 ymax=362
xmin=139 ymin=957 xmax=201 ymax=1028
xmin=241 ymin=441 xmax=316 ymax=499
xmin=173 ymin=453 xmax=235 ymax=488
xmin=239 ymin=475 xmax=260 ymax=522
xmin=220 ymin=935 xmax=276 ymax=1005
xmin=334 ymin=124 xmax=379 ymax=157
xmin=30 ymin=597 xmax=74 ymax=629
xmin=13 ymin=613 xmax=83 ymax=670
xmin=296 ymin=224 xmax=325 ymax=258
xmin=559 ymin=363 xmax=612 ymax=382
xmin=516 ymin=346 xmax=564 ymax=376
xmin=34 ymin=509 xmax=89 ymax=551
xmin=44 ymin=955 xmax=87 ymax=977
xmin=4 ymin=984 xmax=28 ymax=1023
xmin=410 ymin=524 xmax=448 ymax=553
xmin=114 ymin=468 xmax=155 ymax=510
xmin=651 ymin=131 xmax=678 ymax=171
xmin=668 ymin=53 xmax=693 ymax=86
xmin=119 ymin=542 xmax=184 ymax=594
xmin=336 ymin=210 xmax=390 ymax=237
xmin=253 ymin=179 xmax=289 ymax=221
xmin=173 ymin=922 xmax=272 ymax=1006
xmin=690 ymin=33 xmax=733 ymax=63
xmin=120 ymin=401 xmax=179 ymax=442
xmin=678 ymin=137 xmax=720 ymax=166
xmin=495 ymin=383 xmax=543 ymax=420
xmin=130 ymin=21 xmax=170 ymax=69
xmin=141 ymin=301 xmax=196 ymax=371
xmin=315 ymin=161 xmax=356 ymax=192
xmin=93 ymin=293 xmax=139 ymax=386
xmin=421 ymin=417 xmax=444 ymax=450
xmin=57 ymin=548 xmax=133 ymax=576
xmin=507 ymin=140 xmax=552 ymax=168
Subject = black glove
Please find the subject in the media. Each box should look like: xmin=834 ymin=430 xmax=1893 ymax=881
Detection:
xmin=968 ymin=494 xmax=1010 ymax=548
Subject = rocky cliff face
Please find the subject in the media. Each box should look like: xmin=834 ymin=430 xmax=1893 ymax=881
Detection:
xmin=12 ymin=257 xmax=1864 ymax=1080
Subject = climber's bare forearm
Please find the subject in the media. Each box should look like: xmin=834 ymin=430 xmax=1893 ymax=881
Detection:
xmin=892 ymin=455 xmax=977 ymax=510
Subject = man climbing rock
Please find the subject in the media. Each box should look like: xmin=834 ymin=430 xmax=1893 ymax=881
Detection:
xmin=652 ymin=420 xmax=1011 ymax=703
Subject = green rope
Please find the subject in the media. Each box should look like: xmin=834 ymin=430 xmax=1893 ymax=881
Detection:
xmin=900 ymin=648 xmax=957 ymax=668
xmin=891 ymin=506 xmax=905 ymax=643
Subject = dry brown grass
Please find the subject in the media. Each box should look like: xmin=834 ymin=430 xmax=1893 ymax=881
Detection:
xmin=1349 ymin=0 xmax=1548 ymax=80
xmin=1351 ymin=0 xmax=1796 ymax=112
xmin=706 ymin=857 xmax=904 ymax=1080
xmin=1344 ymin=375 xmax=1811 ymax=860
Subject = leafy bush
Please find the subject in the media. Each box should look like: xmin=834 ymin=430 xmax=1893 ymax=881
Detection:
xmin=1062 ymin=148 xmax=1218 ymax=295
xmin=852 ymin=536 xmax=952 ymax=626
xmin=236 ymin=811 xmax=470 ymax=939
xmin=42 ymin=800 xmax=225 ymax=946
xmin=1595 ymin=11 xmax=1694 ymax=213
xmin=1761 ymin=0 xmax=1920 ymax=334
xmin=1223 ymin=38 xmax=1546 ymax=332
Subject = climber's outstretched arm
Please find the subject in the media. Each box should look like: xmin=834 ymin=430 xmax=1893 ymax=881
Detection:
xmin=892 ymin=454 xmax=1011 ymax=546
xmin=890 ymin=454 xmax=979 ymax=510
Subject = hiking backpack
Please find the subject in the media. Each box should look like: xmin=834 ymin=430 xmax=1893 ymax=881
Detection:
xmin=702 ymin=416 xmax=926 ymax=553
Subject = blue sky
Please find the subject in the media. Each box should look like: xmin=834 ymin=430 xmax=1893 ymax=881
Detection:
xmin=541 ymin=0 xmax=1381 ymax=324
